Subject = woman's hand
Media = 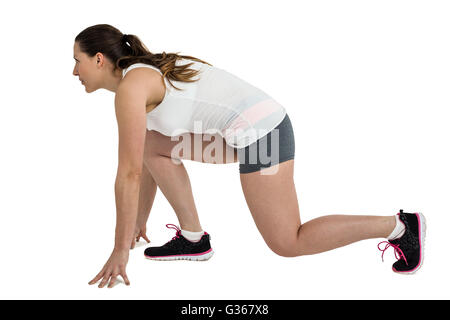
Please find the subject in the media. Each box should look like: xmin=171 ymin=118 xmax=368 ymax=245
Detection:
xmin=131 ymin=224 xmax=151 ymax=249
xmin=88 ymin=249 xmax=130 ymax=288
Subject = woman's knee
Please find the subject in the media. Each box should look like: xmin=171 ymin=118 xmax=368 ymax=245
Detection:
xmin=264 ymin=233 xmax=303 ymax=258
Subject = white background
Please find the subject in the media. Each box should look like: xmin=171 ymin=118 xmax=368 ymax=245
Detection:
xmin=0 ymin=0 xmax=449 ymax=299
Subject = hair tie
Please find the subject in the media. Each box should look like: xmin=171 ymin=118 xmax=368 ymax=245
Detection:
xmin=122 ymin=34 xmax=130 ymax=45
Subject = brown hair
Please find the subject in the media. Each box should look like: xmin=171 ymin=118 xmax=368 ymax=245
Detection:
xmin=74 ymin=24 xmax=212 ymax=91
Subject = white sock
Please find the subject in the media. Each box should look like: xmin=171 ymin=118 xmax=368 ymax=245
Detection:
xmin=181 ymin=229 xmax=204 ymax=242
xmin=387 ymin=215 xmax=406 ymax=240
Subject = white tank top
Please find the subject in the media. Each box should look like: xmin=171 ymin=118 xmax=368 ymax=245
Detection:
xmin=122 ymin=59 xmax=287 ymax=149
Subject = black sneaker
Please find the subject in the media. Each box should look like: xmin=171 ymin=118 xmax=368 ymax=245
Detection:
xmin=144 ymin=224 xmax=214 ymax=261
xmin=378 ymin=209 xmax=426 ymax=274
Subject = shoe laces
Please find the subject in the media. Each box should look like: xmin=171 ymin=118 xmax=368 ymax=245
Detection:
xmin=377 ymin=241 xmax=409 ymax=266
xmin=166 ymin=223 xmax=181 ymax=239
xmin=163 ymin=224 xmax=184 ymax=249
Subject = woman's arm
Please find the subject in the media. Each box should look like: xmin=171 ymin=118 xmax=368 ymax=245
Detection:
xmin=112 ymin=79 xmax=148 ymax=250
xmin=89 ymin=73 xmax=150 ymax=288
xmin=136 ymin=163 xmax=157 ymax=229
xmin=114 ymin=172 xmax=142 ymax=250
xmin=130 ymin=163 xmax=157 ymax=248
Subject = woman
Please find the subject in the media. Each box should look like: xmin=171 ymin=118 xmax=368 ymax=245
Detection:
xmin=73 ymin=24 xmax=426 ymax=288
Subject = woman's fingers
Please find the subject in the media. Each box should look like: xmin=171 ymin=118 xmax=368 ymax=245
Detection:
xmin=98 ymin=270 xmax=112 ymax=288
xmin=90 ymin=250 xmax=130 ymax=288
xmin=96 ymin=268 xmax=128 ymax=288
xmin=105 ymin=269 xmax=128 ymax=288
xmin=108 ymin=274 xmax=118 ymax=288
xmin=142 ymin=233 xmax=150 ymax=243
xmin=122 ymin=271 xmax=130 ymax=286
xmin=89 ymin=269 xmax=105 ymax=285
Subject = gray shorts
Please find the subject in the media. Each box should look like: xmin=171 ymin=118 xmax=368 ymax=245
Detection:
xmin=237 ymin=113 xmax=295 ymax=174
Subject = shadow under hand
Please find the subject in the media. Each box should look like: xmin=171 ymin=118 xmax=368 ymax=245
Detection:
xmin=133 ymin=240 xmax=150 ymax=249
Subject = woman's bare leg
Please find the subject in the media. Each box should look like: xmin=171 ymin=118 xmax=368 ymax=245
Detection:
xmin=239 ymin=159 xmax=396 ymax=257
xmin=143 ymin=130 xmax=238 ymax=232
xmin=144 ymin=149 xmax=203 ymax=232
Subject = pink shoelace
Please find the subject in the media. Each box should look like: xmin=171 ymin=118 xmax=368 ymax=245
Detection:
xmin=377 ymin=241 xmax=409 ymax=266
xmin=166 ymin=224 xmax=182 ymax=241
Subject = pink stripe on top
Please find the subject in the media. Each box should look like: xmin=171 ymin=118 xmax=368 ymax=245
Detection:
xmin=145 ymin=248 xmax=213 ymax=259
xmin=224 ymin=99 xmax=282 ymax=132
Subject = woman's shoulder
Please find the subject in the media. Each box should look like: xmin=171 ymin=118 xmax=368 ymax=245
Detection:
xmin=122 ymin=62 xmax=162 ymax=78
xmin=119 ymin=65 xmax=166 ymax=107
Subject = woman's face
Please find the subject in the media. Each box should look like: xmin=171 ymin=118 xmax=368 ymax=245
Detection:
xmin=72 ymin=41 xmax=101 ymax=93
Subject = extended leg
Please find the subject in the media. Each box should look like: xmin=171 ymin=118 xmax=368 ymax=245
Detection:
xmin=239 ymin=159 xmax=396 ymax=257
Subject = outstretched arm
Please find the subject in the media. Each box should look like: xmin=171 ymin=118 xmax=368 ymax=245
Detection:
xmin=89 ymin=73 xmax=149 ymax=288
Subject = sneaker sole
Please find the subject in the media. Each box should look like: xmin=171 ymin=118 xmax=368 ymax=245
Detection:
xmin=144 ymin=248 xmax=214 ymax=261
xmin=393 ymin=212 xmax=426 ymax=274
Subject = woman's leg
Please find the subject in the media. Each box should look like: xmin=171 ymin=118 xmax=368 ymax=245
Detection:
xmin=143 ymin=130 xmax=238 ymax=232
xmin=239 ymin=159 xmax=396 ymax=257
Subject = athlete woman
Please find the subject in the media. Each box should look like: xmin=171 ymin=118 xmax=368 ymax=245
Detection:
xmin=73 ymin=24 xmax=426 ymax=288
